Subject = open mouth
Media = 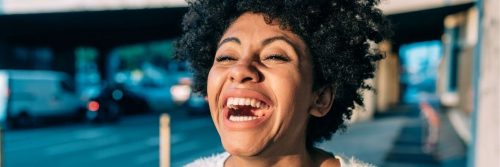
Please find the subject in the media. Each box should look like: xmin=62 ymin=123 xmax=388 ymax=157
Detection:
xmin=225 ymin=97 xmax=270 ymax=122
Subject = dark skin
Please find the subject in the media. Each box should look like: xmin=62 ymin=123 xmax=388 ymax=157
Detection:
xmin=207 ymin=13 xmax=340 ymax=167
xmin=176 ymin=0 xmax=390 ymax=149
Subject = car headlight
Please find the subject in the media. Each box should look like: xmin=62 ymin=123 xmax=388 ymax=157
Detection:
xmin=170 ymin=84 xmax=191 ymax=104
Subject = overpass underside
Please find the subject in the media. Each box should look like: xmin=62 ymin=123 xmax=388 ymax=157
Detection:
xmin=0 ymin=7 xmax=186 ymax=75
xmin=0 ymin=2 xmax=475 ymax=76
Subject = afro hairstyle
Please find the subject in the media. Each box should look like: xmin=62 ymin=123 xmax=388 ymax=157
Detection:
xmin=175 ymin=0 xmax=391 ymax=147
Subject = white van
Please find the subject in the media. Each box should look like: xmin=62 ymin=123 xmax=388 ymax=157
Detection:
xmin=0 ymin=70 xmax=85 ymax=128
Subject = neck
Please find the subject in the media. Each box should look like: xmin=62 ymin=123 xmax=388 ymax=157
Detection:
xmin=225 ymin=147 xmax=316 ymax=167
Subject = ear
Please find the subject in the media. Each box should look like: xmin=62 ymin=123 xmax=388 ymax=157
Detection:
xmin=309 ymin=86 xmax=335 ymax=117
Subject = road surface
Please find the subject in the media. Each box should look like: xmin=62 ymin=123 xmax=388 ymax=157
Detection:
xmin=3 ymin=112 xmax=222 ymax=167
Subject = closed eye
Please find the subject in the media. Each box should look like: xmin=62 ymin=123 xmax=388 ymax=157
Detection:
xmin=215 ymin=55 xmax=237 ymax=62
xmin=264 ymin=54 xmax=290 ymax=62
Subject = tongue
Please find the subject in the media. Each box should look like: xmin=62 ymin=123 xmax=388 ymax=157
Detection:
xmin=232 ymin=106 xmax=255 ymax=116
xmin=231 ymin=106 xmax=265 ymax=117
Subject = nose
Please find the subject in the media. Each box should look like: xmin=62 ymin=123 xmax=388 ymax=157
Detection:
xmin=229 ymin=61 xmax=260 ymax=83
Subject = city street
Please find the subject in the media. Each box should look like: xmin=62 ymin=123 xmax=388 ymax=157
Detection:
xmin=3 ymin=105 xmax=441 ymax=167
xmin=3 ymin=112 xmax=223 ymax=167
xmin=1 ymin=0 xmax=494 ymax=166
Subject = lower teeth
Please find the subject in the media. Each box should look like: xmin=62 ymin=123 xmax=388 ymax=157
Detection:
xmin=229 ymin=115 xmax=259 ymax=122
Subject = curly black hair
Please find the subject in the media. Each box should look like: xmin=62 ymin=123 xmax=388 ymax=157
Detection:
xmin=175 ymin=0 xmax=391 ymax=147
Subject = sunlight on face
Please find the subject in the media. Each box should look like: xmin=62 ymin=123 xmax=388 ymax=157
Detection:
xmin=206 ymin=12 xmax=316 ymax=157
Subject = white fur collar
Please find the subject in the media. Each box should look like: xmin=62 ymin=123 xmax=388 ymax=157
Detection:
xmin=184 ymin=152 xmax=375 ymax=167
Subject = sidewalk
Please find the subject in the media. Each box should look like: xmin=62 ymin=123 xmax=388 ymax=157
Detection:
xmin=318 ymin=104 xmax=440 ymax=166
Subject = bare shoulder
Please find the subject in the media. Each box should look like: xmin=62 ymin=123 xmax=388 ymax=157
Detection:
xmin=313 ymin=148 xmax=375 ymax=167
xmin=312 ymin=148 xmax=341 ymax=167
xmin=319 ymin=156 xmax=341 ymax=167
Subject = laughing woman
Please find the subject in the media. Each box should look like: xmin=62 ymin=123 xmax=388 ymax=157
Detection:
xmin=176 ymin=0 xmax=390 ymax=166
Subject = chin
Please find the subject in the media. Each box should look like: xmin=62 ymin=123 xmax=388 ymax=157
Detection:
xmin=221 ymin=137 xmax=267 ymax=157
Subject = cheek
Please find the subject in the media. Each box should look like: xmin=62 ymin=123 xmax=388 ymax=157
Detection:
xmin=206 ymin=69 xmax=216 ymax=96
xmin=272 ymin=69 xmax=313 ymax=115
xmin=271 ymin=70 xmax=307 ymax=100
xmin=207 ymin=68 xmax=225 ymax=111
xmin=269 ymin=73 xmax=311 ymax=138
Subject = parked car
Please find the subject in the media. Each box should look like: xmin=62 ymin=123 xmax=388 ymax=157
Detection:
xmin=123 ymin=63 xmax=193 ymax=113
xmin=170 ymin=77 xmax=209 ymax=115
xmin=85 ymin=83 xmax=150 ymax=123
xmin=0 ymin=70 xmax=85 ymax=128
xmin=112 ymin=61 xmax=209 ymax=115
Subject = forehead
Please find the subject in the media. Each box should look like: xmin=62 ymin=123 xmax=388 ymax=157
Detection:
xmin=222 ymin=13 xmax=302 ymax=43
xmin=220 ymin=13 xmax=308 ymax=53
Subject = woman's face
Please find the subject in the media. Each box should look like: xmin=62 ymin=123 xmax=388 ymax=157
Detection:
xmin=207 ymin=13 xmax=317 ymax=156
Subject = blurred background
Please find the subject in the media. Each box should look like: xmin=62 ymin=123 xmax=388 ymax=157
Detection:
xmin=0 ymin=0 xmax=498 ymax=167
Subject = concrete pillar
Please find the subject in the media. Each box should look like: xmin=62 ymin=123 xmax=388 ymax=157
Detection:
xmin=375 ymin=41 xmax=400 ymax=112
xmin=474 ymin=0 xmax=500 ymax=166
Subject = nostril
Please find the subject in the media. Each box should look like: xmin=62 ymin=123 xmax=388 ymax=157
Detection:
xmin=229 ymin=65 xmax=260 ymax=83
xmin=241 ymin=76 xmax=255 ymax=83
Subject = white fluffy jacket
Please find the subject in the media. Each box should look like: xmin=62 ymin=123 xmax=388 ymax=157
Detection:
xmin=185 ymin=152 xmax=375 ymax=167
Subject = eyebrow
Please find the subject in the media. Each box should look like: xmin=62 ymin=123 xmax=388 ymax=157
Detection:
xmin=261 ymin=36 xmax=296 ymax=48
xmin=218 ymin=37 xmax=241 ymax=48
xmin=218 ymin=36 xmax=298 ymax=49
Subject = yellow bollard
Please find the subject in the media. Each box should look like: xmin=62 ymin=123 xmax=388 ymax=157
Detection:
xmin=160 ymin=114 xmax=170 ymax=167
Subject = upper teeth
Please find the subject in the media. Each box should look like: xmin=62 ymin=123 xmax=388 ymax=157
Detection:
xmin=226 ymin=97 xmax=267 ymax=109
